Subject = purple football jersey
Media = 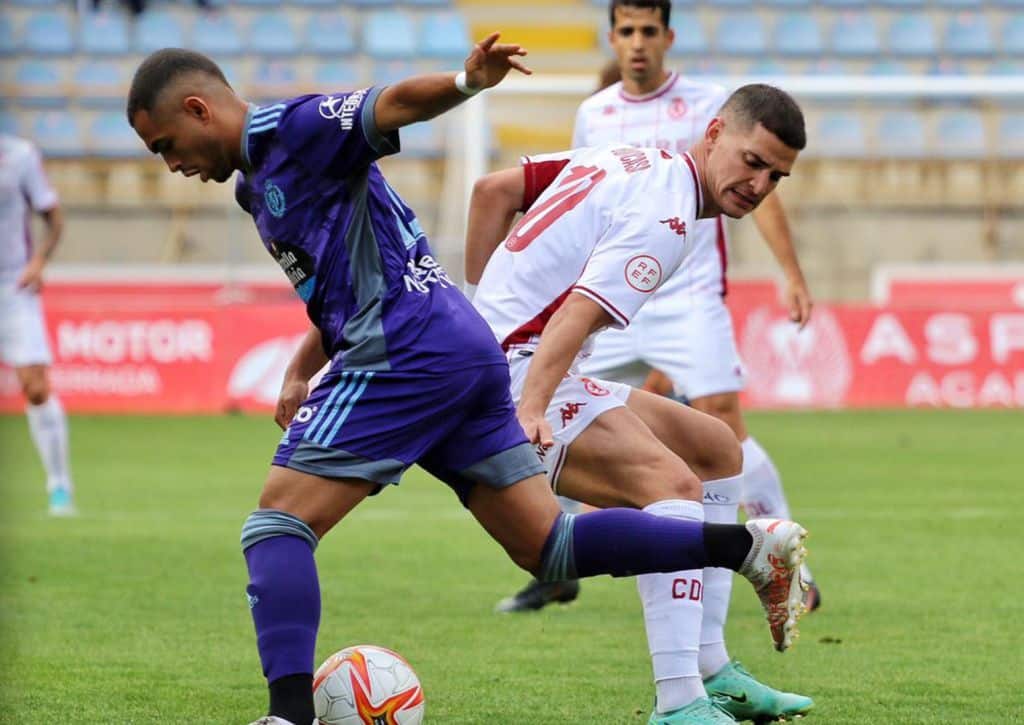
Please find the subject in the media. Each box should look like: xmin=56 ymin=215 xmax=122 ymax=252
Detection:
xmin=234 ymin=88 xmax=504 ymax=372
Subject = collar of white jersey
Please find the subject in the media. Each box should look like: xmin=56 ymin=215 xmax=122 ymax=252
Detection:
xmin=618 ymin=71 xmax=679 ymax=103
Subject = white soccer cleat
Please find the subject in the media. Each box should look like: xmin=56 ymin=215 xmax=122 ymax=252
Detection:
xmin=737 ymin=518 xmax=809 ymax=653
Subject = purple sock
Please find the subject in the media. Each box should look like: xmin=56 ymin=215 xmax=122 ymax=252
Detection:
xmin=244 ymin=535 xmax=321 ymax=683
xmin=541 ymin=509 xmax=708 ymax=580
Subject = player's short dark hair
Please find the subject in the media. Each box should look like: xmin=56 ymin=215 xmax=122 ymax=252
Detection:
xmin=126 ymin=48 xmax=229 ymax=125
xmin=609 ymin=0 xmax=671 ymax=29
xmin=721 ymin=84 xmax=806 ymax=151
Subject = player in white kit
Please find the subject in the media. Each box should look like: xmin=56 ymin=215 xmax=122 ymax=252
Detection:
xmin=496 ymin=0 xmax=821 ymax=620
xmin=0 ymin=134 xmax=75 ymax=515
xmin=469 ymin=85 xmax=814 ymax=724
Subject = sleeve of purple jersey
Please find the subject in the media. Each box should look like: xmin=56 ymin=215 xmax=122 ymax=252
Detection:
xmin=278 ymin=87 xmax=400 ymax=177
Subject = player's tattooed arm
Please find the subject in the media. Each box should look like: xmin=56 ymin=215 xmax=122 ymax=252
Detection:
xmin=275 ymin=326 xmax=329 ymax=430
xmin=373 ymin=33 xmax=532 ymax=134
xmin=751 ymin=192 xmax=812 ymax=329
xmin=516 ymin=293 xmax=613 ymax=447
xmin=464 ymin=167 xmax=526 ymax=285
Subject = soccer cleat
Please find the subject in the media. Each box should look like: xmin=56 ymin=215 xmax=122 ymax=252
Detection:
xmin=704 ymin=660 xmax=814 ymax=722
xmin=494 ymin=577 xmax=580 ymax=613
xmin=803 ymin=581 xmax=822 ymax=613
xmin=47 ymin=487 xmax=76 ymax=517
xmin=648 ymin=697 xmax=738 ymax=724
xmin=737 ymin=519 xmax=808 ymax=652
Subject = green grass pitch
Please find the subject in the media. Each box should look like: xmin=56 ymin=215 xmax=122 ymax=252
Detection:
xmin=0 ymin=410 xmax=1021 ymax=724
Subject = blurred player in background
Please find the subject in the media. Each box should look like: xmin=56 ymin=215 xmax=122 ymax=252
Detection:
xmin=0 ymin=133 xmax=76 ymax=516
xmin=497 ymin=0 xmax=821 ymax=624
xmin=467 ymin=84 xmax=814 ymax=724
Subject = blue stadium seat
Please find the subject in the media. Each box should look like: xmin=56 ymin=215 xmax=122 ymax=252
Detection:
xmin=305 ymin=14 xmax=356 ymax=55
xmin=936 ymin=111 xmax=986 ymax=158
xmin=878 ymin=0 xmax=924 ymax=7
xmin=0 ymin=111 xmax=19 ymax=135
xmin=349 ymin=0 xmax=390 ymax=6
xmin=313 ymin=62 xmax=360 ymax=90
xmin=761 ymin=0 xmax=810 ymax=8
xmin=705 ymin=0 xmax=753 ymax=8
xmin=943 ymin=13 xmax=993 ymax=57
xmin=1001 ymin=16 xmax=1024 ymax=56
xmin=248 ymin=13 xmax=299 ymax=56
xmin=32 ymin=111 xmax=84 ymax=157
xmin=235 ymin=0 xmax=278 ymax=6
xmin=774 ymin=13 xmax=822 ymax=56
xmin=819 ymin=0 xmax=865 ymax=8
xmin=865 ymin=59 xmax=911 ymax=75
xmin=686 ymin=59 xmax=728 ymax=76
xmin=135 ymin=11 xmax=185 ymax=54
xmin=400 ymin=121 xmax=441 ymax=158
xmin=876 ymin=111 xmax=926 ymax=157
xmin=404 ymin=0 xmax=451 ymax=6
xmin=9 ymin=0 xmax=60 ymax=6
xmin=999 ymin=114 xmax=1024 ymax=158
xmin=13 ymin=60 xmax=65 ymax=108
xmin=935 ymin=0 xmax=982 ymax=8
xmin=669 ymin=13 xmax=708 ymax=55
xmin=831 ymin=13 xmax=880 ymax=57
xmin=364 ymin=11 xmax=417 ymax=59
xmin=75 ymin=60 xmax=126 ymax=108
xmin=251 ymin=61 xmax=299 ymax=103
xmin=814 ymin=112 xmax=866 ymax=158
xmin=23 ymin=11 xmax=74 ymax=55
xmin=419 ymin=12 xmax=468 ymax=59
xmin=373 ymin=60 xmax=417 ymax=86
xmin=80 ymin=11 xmax=130 ymax=55
xmin=193 ymin=14 xmax=243 ymax=57
xmin=988 ymin=60 xmax=1024 ymax=75
xmin=805 ymin=58 xmax=848 ymax=74
xmin=289 ymin=0 xmax=338 ymax=7
xmin=746 ymin=58 xmax=788 ymax=76
xmin=886 ymin=14 xmax=936 ymax=57
xmin=714 ymin=14 xmax=766 ymax=55
xmin=89 ymin=112 xmax=142 ymax=157
xmin=927 ymin=58 xmax=968 ymax=75
xmin=0 ymin=16 xmax=16 ymax=55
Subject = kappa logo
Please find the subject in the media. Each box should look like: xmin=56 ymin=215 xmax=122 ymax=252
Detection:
xmin=559 ymin=401 xmax=587 ymax=428
xmin=659 ymin=217 xmax=687 ymax=237
xmin=264 ymin=180 xmax=286 ymax=218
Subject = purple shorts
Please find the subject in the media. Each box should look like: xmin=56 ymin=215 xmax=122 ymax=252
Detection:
xmin=273 ymin=363 xmax=544 ymax=503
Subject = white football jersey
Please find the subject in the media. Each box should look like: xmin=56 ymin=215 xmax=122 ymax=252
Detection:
xmin=574 ymin=72 xmax=729 ymax=299
xmin=474 ymin=144 xmax=701 ymax=353
xmin=0 ymin=135 xmax=58 ymax=284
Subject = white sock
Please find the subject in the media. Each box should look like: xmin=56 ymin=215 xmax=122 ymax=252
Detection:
xmin=740 ymin=436 xmax=814 ymax=583
xmin=26 ymin=396 xmax=73 ymax=494
xmin=637 ymin=498 xmax=705 ymax=714
xmin=699 ymin=474 xmax=742 ymax=679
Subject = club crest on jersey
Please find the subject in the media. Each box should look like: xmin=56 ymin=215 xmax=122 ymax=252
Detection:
xmin=580 ymin=377 xmax=610 ymax=397
xmin=264 ymin=180 xmax=286 ymax=218
xmin=668 ymin=97 xmax=687 ymax=120
xmin=624 ymin=255 xmax=662 ymax=293
xmin=660 ymin=217 xmax=687 ymax=237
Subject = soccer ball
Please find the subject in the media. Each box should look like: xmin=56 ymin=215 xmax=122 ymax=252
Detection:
xmin=313 ymin=645 xmax=425 ymax=725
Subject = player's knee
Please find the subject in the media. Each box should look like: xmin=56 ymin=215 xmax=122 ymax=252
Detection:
xmin=22 ymin=378 xmax=49 ymax=406
xmin=667 ymin=467 xmax=703 ymax=502
xmin=240 ymin=509 xmax=319 ymax=553
xmin=687 ymin=416 xmax=742 ymax=482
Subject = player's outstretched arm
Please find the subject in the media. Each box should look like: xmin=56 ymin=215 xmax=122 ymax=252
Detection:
xmin=374 ymin=32 xmax=531 ymax=134
xmin=464 ymin=167 xmax=526 ymax=288
xmin=752 ymin=192 xmax=812 ymax=329
xmin=274 ymin=326 xmax=329 ymax=430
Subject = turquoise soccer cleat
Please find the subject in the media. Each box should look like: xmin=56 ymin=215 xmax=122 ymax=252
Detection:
xmin=47 ymin=487 xmax=76 ymax=517
xmin=648 ymin=697 xmax=738 ymax=724
xmin=703 ymin=661 xmax=814 ymax=723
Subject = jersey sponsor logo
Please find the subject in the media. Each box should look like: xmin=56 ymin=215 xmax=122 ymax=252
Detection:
xmin=580 ymin=377 xmax=610 ymax=397
xmin=403 ymin=254 xmax=453 ymax=294
xmin=612 ymin=147 xmax=651 ymax=174
xmin=624 ymin=255 xmax=663 ymax=293
xmin=264 ymin=180 xmax=286 ymax=218
xmin=506 ymin=165 xmax=607 ymax=252
xmin=668 ymin=97 xmax=687 ymax=120
xmin=318 ymin=89 xmax=368 ymax=131
xmin=659 ymin=217 xmax=687 ymax=237
xmin=268 ymin=241 xmax=317 ymax=302
xmin=559 ymin=401 xmax=587 ymax=428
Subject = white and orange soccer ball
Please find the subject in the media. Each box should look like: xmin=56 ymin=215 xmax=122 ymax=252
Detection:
xmin=313 ymin=645 xmax=425 ymax=725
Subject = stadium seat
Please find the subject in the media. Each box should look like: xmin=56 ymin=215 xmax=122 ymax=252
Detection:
xmin=686 ymin=58 xmax=728 ymax=76
xmin=886 ymin=14 xmax=937 ymax=57
xmin=819 ymin=0 xmax=866 ymax=8
xmin=876 ymin=111 xmax=927 ymax=158
xmin=714 ymin=14 xmax=766 ymax=55
xmin=22 ymin=11 xmax=75 ymax=55
xmin=373 ymin=60 xmax=417 ymax=86
xmin=988 ymin=60 xmax=1024 ymax=75
xmin=135 ymin=11 xmax=185 ymax=54
xmin=32 ymin=111 xmax=84 ymax=157
xmin=936 ymin=110 xmax=987 ymax=158
xmin=805 ymin=58 xmax=848 ymax=74
xmin=89 ymin=111 xmax=142 ymax=157
xmin=935 ymin=0 xmax=982 ymax=8
xmin=404 ymin=0 xmax=451 ymax=6
xmin=943 ymin=13 xmax=994 ymax=57
xmin=669 ymin=13 xmax=708 ymax=56
xmin=761 ymin=0 xmax=810 ymax=8
xmin=998 ymin=114 xmax=1024 ymax=158
xmin=192 ymin=14 xmax=243 ymax=57
xmin=0 ymin=16 xmax=15 ymax=55
xmin=251 ymin=61 xmax=299 ymax=102
xmin=830 ymin=13 xmax=880 ymax=57
xmin=234 ymin=0 xmax=278 ymax=6
xmin=746 ymin=58 xmax=788 ymax=76
xmin=349 ymin=0 xmax=390 ymax=6
xmin=0 ymin=111 xmax=19 ymax=135
xmin=289 ymin=0 xmax=338 ymax=7
xmin=814 ymin=112 xmax=866 ymax=158
xmin=865 ymin=59 xmax=911 ymax=75
xmin=1001 ymin=16 xmax=1024 ymax=56
xmin=774 ymin=13 xmax=822 ymax=56
xmin=79 ymin=11 xmax=130 ymax=55
xmin=363 ymin=11 xmax=417 ymax=59
xmin=248 ymin=13 xmax=300 ymax=56
xmin=878 ymin=0 xmax=924 ymax=7
xmin=9 ymin=0 xmax=60 ymax=6
xmin=12 ymin=59 xmax=66 ymax=108
xmin=313 ymin=61 xmax=360 ymax=90
xmin=305 ymin=13 xmax=356 ymax=55
xmin=705 ymin=0 xmax=753 ymax=8
xmin=75 ymin=60 xmax=127 ymax=108
xmin=419 ymin=12 xmax=468 ymax=59
xmin=927 ymin=58 xmax=968 ymax=76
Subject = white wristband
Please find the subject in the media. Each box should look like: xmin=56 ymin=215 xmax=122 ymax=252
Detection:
xmin=455 ymin=71 xmax=482 ymax=97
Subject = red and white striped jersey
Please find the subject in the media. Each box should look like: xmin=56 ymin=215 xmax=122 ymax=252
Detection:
xmin=573 ymin=72 xmax=730 ymax=299
xmin=473 ymin=144 xmax=701 ymax=352
xmin=0 ymin=135 xmax=58 ymax=285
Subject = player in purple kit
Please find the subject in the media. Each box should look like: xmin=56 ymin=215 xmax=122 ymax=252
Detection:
xmin=127 ymin=43 xmax=809 ymax=725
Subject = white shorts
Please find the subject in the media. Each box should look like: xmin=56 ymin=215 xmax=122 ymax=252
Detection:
xmin=0 ymin=283 xmax=53 ymax=367
xmin=580 ymin=294 xmax=745 ymax=401
xmin=507 ymin=348 xmax=631 ymax=489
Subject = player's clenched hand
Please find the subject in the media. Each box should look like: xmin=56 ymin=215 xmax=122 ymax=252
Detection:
xmin=785 ymin=280 xmax=813 ymax=330
xmin=464 ymin=32 xmax=532 ymax=91
xmin=275 ymin=378 xmax=309 ymax=430
xmin=16 ymin=258 xmax=45 ymax=292
xmin=517 ymin=409 xmax=554 ymax=450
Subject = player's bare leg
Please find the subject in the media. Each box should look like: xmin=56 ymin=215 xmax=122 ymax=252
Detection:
xmin=17 ymin=364 xmax=75 ymax=516
xmin=242 ymin=467 xmax=377 ymax=725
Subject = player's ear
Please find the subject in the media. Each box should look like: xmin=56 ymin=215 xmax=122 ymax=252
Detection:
xmin=665 ymin=27 xmax=675 ymax=46
xmin=182 ymin=96 xmax=211 ymax=123
xmin=706 ymin=117 xmax=724 ymax=146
